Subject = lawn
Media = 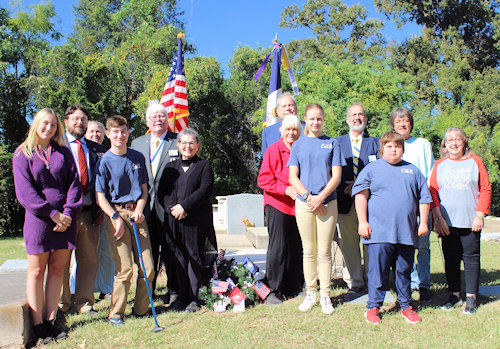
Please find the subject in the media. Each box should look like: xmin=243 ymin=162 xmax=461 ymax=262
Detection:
xmin=2 ymin=236 xmax=499 ymax=348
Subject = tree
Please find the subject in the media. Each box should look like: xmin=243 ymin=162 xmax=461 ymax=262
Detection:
xmin=31 ymin=0 xmax=188 ymax=129
xmin=375 ymin=0 xmax=500 ymax=71
xmin=280 ymin=0 xmax=386 ymax=65
xmin=0 ymin=3 xmax=60 ymax=150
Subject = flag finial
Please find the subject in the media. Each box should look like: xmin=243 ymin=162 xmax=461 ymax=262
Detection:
xmin=273 ymin=33 xmax=278 ymax=44
xmin=177 ymin=32 xmax=185 ymax=41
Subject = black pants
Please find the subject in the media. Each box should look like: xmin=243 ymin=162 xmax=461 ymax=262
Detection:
xmin=148 ymin=209 xmax=177 ymax=294
xmin=441 ymin=227 xmax=480 ymax=294
xmin=265 ymin=205 xmax=304 ymax=297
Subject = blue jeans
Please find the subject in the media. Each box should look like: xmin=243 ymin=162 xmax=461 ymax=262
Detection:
xmin=410 ymin=234 xmax=430 ymax=289
xmin=410 ymin=214 xmax=432 ymax=290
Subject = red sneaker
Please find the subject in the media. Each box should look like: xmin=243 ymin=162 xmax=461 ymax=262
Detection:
xmin=365 ymin=308 xmax=381 ymax=324
xmin=401 ymin=306 xmax=421 ymax=324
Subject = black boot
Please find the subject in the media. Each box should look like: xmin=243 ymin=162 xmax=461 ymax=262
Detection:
xmin=33 ymin=323 xmax=53 ymax=345
xmin=44 ymin=319 xmax=68 ymax=341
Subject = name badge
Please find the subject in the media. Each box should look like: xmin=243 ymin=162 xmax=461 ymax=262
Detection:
xmin=169 ymin=149 xmax=179 ymax=157
xmin=369 ymin=155 xmax=377 ymax=162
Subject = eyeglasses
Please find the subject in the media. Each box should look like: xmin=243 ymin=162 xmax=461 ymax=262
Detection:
xmin=148 ymin=114 xmax=167 ymax=121
xmin=446 ymin=139 xmax=463 ymax=144
xmin=180 ymin=141 xmax=197 ymax=146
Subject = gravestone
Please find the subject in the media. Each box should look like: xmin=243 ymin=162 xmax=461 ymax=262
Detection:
xmin=225 ymin=194 xmax=264 ymax=235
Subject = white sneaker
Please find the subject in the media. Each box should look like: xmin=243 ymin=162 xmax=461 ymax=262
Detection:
xmin=320 ymin=295 xmax=334 ymax=315
xmin=298 ymin=293 xmax=317 ymax=312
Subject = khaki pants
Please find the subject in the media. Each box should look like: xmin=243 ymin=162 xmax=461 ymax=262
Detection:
xmin=106 ymin=206 xmax=154 ymax=318
xmin=61 ymin=209 xmax=100 ymax=313
xmin=295 ymin=199 xmax=338 ymax=296
xmin=337 ymin=204 xmax=368 ymax=289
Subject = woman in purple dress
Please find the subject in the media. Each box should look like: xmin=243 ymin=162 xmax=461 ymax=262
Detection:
xmin=13 ymin=108 xmax=82 ymax=344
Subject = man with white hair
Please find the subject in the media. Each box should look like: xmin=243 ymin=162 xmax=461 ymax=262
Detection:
xmin=335 ymin=103 xmax=379 ymax=301
xmin=131 ymin=101 xmax=179 ymax=301
xmin=261 ymin=92 xmax=298 ymax=154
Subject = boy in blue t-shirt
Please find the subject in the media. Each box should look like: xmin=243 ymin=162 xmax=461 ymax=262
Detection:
xmin=352 ymin=130 xmax=431 ymax=325
xmin=96 ymin=115 xmax=154 ymax=326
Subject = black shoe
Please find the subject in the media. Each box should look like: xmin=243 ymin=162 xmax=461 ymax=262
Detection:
xmin=185 ymin=301 xmax=200 ymax=313
xmin=343 ymin=287 xmax=367 ymax=302
xmin=419 ymin=288 xmax=432 ymax=303
xmin=441 ymin=294 xmax=463 ymax=311
xmin=265 ymin=292 xmax=283 ymax=306
xmin=33 ymin=323 xmax=54 ymax=345
xmin=167 ymin=298 xmax=187 ymax=312
xmin=168 ymin=291 xmax=179 ymax=305
xmin=43 ymin=319 xmax=67 ymax=341
xmin=463 ymin=296 xmax=477 ymax=315
xmin=109 ymin=317 xmax=124 ymax=326
xmin=98 ymin=292 xmax=112 ymax=301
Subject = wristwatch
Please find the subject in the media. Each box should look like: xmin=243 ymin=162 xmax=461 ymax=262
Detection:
xmin=111 ymin=212 xmax=120 ymax=220
xmin=301 ymin=192 xmax=310 ymax=200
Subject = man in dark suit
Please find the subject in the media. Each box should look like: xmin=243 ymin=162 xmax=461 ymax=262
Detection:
xmin=336 ymin=103 xmax=379 ymax=301
xmin=131 ymin=101 xmax=179 ymax=301
xmin=61 ymin=105 xmax=105 ymax=314
xmin=261 ymin=92 xmax=298 ymax=154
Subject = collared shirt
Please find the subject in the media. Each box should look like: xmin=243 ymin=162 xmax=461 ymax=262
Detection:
xmin=349 ymin=131 xmax=364 ymax=156
xmin=150 ymin=130 xmax=168 ymax=177
xmin=66 ymin=132 xmax=92 ymax=205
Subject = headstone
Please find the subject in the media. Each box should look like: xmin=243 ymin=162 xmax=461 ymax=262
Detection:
xmin=225 ymin=194 xmax=264 ymax=234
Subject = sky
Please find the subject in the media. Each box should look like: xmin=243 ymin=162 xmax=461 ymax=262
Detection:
xmin=15 ymin=0 xmax=422 ymax=76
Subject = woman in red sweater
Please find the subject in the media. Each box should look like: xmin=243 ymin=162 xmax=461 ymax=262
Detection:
xmin=258 ymin=115 xmax=304 ymax=305
xmin=429 ymin=127 xmax=492 ymax=314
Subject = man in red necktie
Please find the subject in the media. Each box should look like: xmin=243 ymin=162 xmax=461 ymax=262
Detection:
xmin=60 ymin=105 xmax=106 ymax=315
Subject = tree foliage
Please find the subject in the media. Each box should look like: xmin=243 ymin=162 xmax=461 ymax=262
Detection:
xmin=0 ymin=3 xmax=60 ymax=150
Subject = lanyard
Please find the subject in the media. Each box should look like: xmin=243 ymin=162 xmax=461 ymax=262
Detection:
xmin=150 ymin=138 xmax=166 ymax=164
xmin=37 ymin=145 xmax=52 ymax=170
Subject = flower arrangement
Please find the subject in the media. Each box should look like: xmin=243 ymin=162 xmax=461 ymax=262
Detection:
xmin=241 ymin=217 xmax=255 ymax=227
xmin=199 ymin=251 xmax=270 ymax=311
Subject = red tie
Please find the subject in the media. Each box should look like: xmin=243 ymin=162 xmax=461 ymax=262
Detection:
xmin=75 ymin=139 xmax=89 ymax=195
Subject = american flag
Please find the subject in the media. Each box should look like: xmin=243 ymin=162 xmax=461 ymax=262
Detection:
xmin=160 ymin=32 xmax=189 ymax=132
xmin=211 ymin=280 xmax=229 ymax=294
xmin=251 ymin=281 xmax=271 ymax=300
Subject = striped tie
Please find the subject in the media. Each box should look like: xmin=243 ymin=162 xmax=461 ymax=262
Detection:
xmin=353 ymin=138 xmax=360 ymax=180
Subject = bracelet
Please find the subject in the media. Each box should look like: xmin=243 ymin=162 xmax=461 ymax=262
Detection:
xmin=435 ymin=216 xmax=443 ymax=221
xmin=476 ymin=215 xmax=484 ymax=220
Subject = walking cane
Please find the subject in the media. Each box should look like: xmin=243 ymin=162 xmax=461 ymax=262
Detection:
xmin=129 ymin=218 xmax=164 ymax=333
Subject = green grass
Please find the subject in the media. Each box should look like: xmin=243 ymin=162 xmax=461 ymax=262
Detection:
xmin=2 ymin=235 xmax=499 ymax=348
xmin=0 ymin=237 xmax=26 ymax=265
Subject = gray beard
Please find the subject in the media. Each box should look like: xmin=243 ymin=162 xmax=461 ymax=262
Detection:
xmin=349 ymin=121 xmax=365 ymax=132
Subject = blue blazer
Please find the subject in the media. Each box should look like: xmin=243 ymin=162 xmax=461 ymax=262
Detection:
xmin=261 ymin=121 xmax=282 ymax=154
xmin=336 ymin=133 xmax=379 ymax=214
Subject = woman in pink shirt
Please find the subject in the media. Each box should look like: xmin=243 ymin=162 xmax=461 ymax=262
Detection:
xmin=258 ymin=115 xmax=304 ymax=305
xmin=429 ymin=127 xmax=492 ymax=314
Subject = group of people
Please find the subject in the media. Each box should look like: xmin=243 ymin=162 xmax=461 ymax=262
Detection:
xmin=258 ymin=94 xmax=492 ymax=324
xmin=13 ymin=102 xmax=217 ymax=344
xmin=12 ymin=94 xmax=492 ymax=343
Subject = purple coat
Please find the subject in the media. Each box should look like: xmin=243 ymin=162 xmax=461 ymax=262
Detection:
xmin=13 ymin=144 xmax=83 ymax=254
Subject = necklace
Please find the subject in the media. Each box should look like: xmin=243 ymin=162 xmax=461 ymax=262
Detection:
xmin=37 ymin=145 xmax=52 ymax=170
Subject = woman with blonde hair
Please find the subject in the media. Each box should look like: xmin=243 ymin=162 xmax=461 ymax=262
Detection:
xmin=288 ymin=104 xmax=343 ymax=314
xmin=13 ymin=108 xmax=82 ymax=344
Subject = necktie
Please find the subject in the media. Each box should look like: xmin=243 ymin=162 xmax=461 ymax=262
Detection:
xmin=151 ymin=138 xmax=160 ymax=176
xmin=75 ymin=139 xmax=89 ymax=195
xmin=353 ymin=138 xmax=360 ymax=180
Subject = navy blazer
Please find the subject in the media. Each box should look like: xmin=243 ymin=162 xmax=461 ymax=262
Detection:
xmin=131 ymin=130 xmax=178 ymax=221
xmin=64 ymin=136 xmax=105 ymax=222
xmin=336 ymin=133 xmax=380 ymax=214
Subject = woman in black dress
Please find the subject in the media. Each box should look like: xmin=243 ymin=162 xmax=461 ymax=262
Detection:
xmin=159 ymin=128 xmax=217 ymax=312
